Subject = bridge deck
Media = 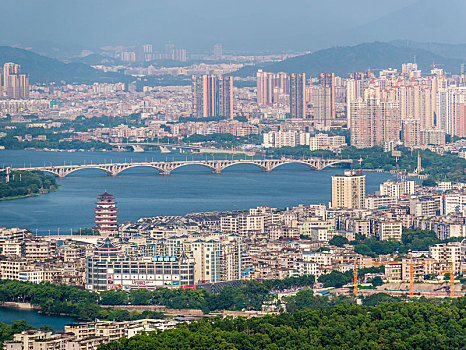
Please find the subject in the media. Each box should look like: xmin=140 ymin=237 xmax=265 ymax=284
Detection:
xmin=12 ymin=158 xmax=352 ymax=177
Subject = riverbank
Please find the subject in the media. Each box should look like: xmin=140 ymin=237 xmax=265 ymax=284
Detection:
xmin=0 ymin=302 xmax=40 ymax=310
xmin=0 ymin=185 xmax=60 ymax=201
xmin=0 ymin=305 xmax=75 ymax=330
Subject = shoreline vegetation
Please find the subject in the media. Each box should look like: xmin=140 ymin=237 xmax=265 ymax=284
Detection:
xmin=0 ymin=170 xmax=59 ymax=201
xmin=1 ymin=144 xmax=464 ymax=202
xmin=0 ymin=185 xmax=60 ymax=201
xmin=0 ymin=279 xmax=465 ymax=349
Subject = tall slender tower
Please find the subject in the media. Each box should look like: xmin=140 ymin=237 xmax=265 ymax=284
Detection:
xmin=94 ymin=192 xmax=118 ymax=236
xmin=290 ymin=73 xmax=306 ymax=118
xmin=319 ymin=73 xmax=335 ymax=122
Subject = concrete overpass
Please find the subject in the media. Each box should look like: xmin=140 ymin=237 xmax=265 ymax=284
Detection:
xmin=14 ymin=158 xmax=353 ymax=178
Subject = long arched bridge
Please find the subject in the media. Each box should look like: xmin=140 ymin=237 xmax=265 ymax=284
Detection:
xmin=14 ymin=158 xmax=353 ymax=178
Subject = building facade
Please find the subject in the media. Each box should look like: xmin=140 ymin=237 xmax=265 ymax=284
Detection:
xmin=331 ymin=170 xmax=366 ymax=209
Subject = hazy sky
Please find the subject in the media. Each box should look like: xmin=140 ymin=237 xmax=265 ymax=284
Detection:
xmin=1 ymin=0 xmax=464 ymax=54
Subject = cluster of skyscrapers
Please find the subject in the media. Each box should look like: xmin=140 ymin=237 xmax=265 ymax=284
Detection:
xmin=1 ymin=63 xmax=29 ymax=99
xmin=255 ymin=63 xmax=466 ymax=148
xmin=256 ymin=70 xmax=337 ymax=121
xmin=347 ymin=65 xmax=455 ymax=148
xmin=192 ymin=75 xmax=233 ymax=118
xmin=120 ymin=44 xmax=187 ymax=63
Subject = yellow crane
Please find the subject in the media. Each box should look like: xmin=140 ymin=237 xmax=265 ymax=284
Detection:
xmin=339 ymin=256 xmax=425 ymax=298
xmin=439 ymin=261 xmax=466 ymax=298
xmin=339 ymin=258 xmax=360 ymax=296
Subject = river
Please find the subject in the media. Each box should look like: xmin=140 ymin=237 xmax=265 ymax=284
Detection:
xmin=0 ymin=150 xmax=393 ymax=234
xmin=0 ymin=149 xmax=393 ymax=328
xmin=0 ymin=307 xmax=74 ymax=330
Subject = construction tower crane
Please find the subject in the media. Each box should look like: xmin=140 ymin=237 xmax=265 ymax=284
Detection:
xmin=439 ymin=261 xmax=466 ymax=298
xmin=339 ymin=256 xmax=426 ymax=297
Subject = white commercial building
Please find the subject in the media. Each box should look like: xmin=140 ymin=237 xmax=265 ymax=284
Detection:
xmin=262 ymin=130 xmax=311 ymax=148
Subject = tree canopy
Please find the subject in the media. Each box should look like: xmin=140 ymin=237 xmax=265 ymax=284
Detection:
xmin=98 ymin=297 xmax=466 ymax=350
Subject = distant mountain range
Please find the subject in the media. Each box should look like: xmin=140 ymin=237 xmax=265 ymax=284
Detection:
xmin=233 ymin=42 xmax=465 ymax=78
xmin=0 ymin=46 xmax=129 ymax=84
xmin=1 ymin=42 xmax=465 ymax=85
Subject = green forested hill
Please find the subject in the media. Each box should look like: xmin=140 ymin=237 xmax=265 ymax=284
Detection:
xmin=0 ymin=46 xmax=129 ymax=84
xmin=98 ymin=297 xmax=466 ymax=350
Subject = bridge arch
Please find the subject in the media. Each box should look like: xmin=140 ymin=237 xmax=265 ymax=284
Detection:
xmin=167 ymin=162 xmax=217 ymax=174
xmin=114 ymin=164 xmax=164 ymax=175
xmin=64 ymin=166 xmax=113 ymax=177
xmin=269 ymin=161 xmax=318 ymax=171
xmin=220 ymin=161 xmax=267 ymax=172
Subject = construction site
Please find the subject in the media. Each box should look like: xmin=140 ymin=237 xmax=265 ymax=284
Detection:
xmin=339 ymin=256 xmax=466 ymax=298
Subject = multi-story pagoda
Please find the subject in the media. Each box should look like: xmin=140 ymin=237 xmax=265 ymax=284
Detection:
xmin=94 ymin=192 xmax=118 ymax=236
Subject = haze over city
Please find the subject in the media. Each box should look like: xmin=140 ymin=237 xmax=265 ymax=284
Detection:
xmin=2 ymin=0 xmax=466 ymax=54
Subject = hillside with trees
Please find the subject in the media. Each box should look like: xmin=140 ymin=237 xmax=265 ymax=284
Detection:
xmin=0 ymin=46 xmax=129 ymax=84
xmin=98 ymin=297 xmax=466 ymax=350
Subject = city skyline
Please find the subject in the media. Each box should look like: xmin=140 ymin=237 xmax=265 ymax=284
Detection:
xmin=0 ymin=1 xmax=465 ymax=349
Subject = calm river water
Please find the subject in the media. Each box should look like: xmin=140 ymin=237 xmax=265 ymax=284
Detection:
xmin=0 ymin=150 xmax=393 ymax=234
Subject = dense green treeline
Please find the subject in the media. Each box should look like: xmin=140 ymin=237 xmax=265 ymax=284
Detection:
xmin=100 ymin=276 xmax=316 ymax=314
xmin=98 ymin=297 xmax=466 ymax=350
xmin=0 ymin=170 xmax=58 ymax=199
xmin=0 ymin=114 xmax=142 ymax=150
xmin=0 ymin=277 xmax=316 ymax=321
xmin=349 ymin=229 xmax=462 ymax=257
xmin=266 ymin=145 xmax=466 ymax=182
xmin=316 ymin=267 xmax=384 ymax=289
xmin=0 ymin=321 xmax=34 ymax=347
xmin=0 ymin=280 xmax=163 ymax=322
xmin=0 ymin=135 xmax=113 ymax=150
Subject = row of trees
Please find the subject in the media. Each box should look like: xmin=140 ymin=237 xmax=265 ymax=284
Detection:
xmin=0 ymin=170 xmax=58 ymax=199
xmin=266 ymin=145 xmax=466 ymax=182
xmin=0 ymin=135 xmax=113 ymax=151
xmin=0 ymin=271 xmax=392 ymax=321
xmin=0 ymin=280 xmax=163 ymax=322
xmin=315 ymin=267 xmax=384 ymax=289
xmin=98 ymin=297 xmax=466 ymax=350
xmin=100 ymin=276 xmax=316 ymax=314
xmin=328 ymin=229 xmax=462 ymax=257
xmin=0 ymin=277 xmax=316 ymax=321
xmin=0 ymin=114 xmax=143 ymax=150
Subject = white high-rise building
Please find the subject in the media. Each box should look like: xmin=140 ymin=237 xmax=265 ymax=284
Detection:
xmin=331 ymin=170 xmax=366 ymax=209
